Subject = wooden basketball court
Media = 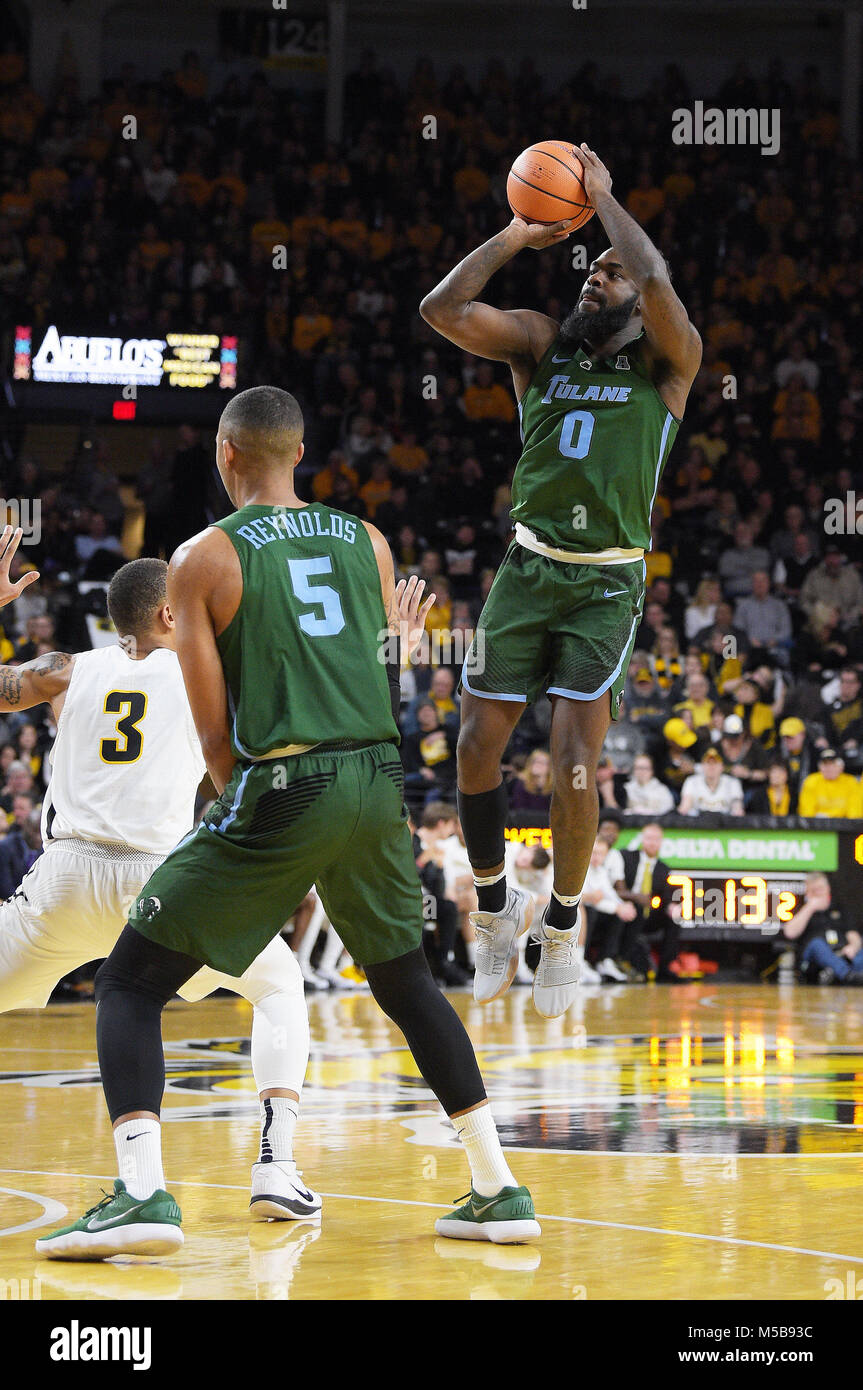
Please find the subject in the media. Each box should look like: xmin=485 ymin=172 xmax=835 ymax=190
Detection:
xmin=2 ymin=982 xmax=863 ymax=1301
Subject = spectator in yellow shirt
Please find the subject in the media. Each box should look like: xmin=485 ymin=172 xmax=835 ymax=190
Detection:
xmin=358 ymin=459 xmax=392 ymax=519
xmin=772 ymin=375 xmax=821 ymax=445
xmin=312 ymin=450 xmax=359 ymax=502
xmin=389 ymin=429 xmax=429 ymax=476
xmin=626 ymin=171 xmax=665 ymax=225
xmin=291 ymin=194 xmax=329 ymax=249
xmin=733 ymin=678 xmax=776 ymax=748
xmin=662 ymin=157 xmax=695 ymax=205
xmin=251 ymin=201 xmax=290 ymax=254
xmin=673 ymin=670 xmax=714 ymax=728
xmin=462 ymin=363 xmax=515 ymax=423
xmin=138 ymin=222 xmax=172 ymax=272
xmin=407 ymin=211 xmax=442 ymax=255
xmin=798 ymin=751 xmax=863 ymax=819
xmin=453 ymin=151 xmax=490 ymax=205
xmin=329 ymin=200 xmax=369 ymax=258
xmin=292 ymin=296 xmax=333 ymax=355
xmin=424 ymin=577 xmax=453 ymax=638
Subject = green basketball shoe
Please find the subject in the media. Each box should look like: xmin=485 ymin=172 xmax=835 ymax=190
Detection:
xmin=35 ymin=1179 xmax=184 ymax=1260
xmin=435 ymin=1185 xmax=541 ymax=1243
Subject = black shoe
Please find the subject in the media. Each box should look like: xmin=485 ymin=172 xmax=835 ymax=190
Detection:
xmin=436 ymin=960 xmax=470 ymax=987
xmin=842 ymin=970 xmax=863 ymax=986
xmin=817 ymin=968 xmax=838 ymax=985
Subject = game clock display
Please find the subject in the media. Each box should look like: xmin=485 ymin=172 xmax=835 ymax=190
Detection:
xmin=665 ymin=872 xmax=805 ymax=938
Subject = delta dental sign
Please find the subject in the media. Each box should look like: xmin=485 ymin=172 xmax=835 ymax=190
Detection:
xmin=618 ymin=828 xmax=839 ymax=872
xmin=27 ymin=325 xmax=234 ymax=388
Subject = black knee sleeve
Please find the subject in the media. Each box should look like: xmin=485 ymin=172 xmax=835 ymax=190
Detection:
xmin=95 ymin=924 xmax=202 ymax=1123
xmin=457 ymin=783 xmax=508 ymax=871
xmin=364 ymin=947 xmax=486 ymax=1116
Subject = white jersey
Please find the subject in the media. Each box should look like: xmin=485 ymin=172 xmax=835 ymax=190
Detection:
xmin=680 ymin=771 xmax=744 ymax=816
xmin=42 ymin=645 xmax=206 ymax=855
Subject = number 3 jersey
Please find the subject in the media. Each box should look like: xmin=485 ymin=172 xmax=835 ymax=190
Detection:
xmin=512 ymin=330 xmax=679 ymax=552
xmin=213 ymin=502 xmax=399 ymax=759
xmin=42 ymin=645 xmax=206 ymax=855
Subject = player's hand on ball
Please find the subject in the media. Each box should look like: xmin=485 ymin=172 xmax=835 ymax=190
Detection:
xmin=0 ymin=526 xmax=39 ymax=609
xmin=508 ymin=215 xmax=573 ymax=250
xmin=395 ymin=575 xmax=436 ymax=662
xmin=578 ymin=144 xmax=612 ymax=201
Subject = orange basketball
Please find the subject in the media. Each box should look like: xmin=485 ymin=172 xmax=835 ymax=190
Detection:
xmin=506 ymin=141 xmax=594 ymax=230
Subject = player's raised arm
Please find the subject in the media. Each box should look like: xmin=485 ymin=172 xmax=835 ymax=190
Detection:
xmin=167 ymin=530 xmax=237 ymax=795
xmin=419 ymin=220 xmax=565 ymax=365
xmin=0 ymin=524 xmax=72 ymax=714
xmin=578 ymin=144 xmax=702 ymax=408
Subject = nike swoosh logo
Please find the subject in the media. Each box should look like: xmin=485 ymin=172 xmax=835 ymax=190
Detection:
xmin=86 ymin=1203 xmax=149 ymax=1231
xmin=551 ymin=354 xmax=570 ymax=363
xmin=125 ymin=1132 xmax=148 ymax=1141
xmin=471 ymin=1198 xmax=501 ymax=1217
xmin=604 ymin=588 xmax=627 ymax=598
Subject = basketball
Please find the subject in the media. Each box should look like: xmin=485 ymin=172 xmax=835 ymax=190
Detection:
xmin=506 ymin=141 xmax=594 ymax=230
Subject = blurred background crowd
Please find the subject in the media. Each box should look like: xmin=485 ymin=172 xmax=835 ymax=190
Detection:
xmin=0 ymin=41 xmax=860 ymax=988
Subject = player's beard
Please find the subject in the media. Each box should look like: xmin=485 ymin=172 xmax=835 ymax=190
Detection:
xmin=558 ymin=292 xmax=639 ymax=350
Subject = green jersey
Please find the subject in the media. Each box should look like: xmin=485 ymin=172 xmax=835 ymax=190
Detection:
xmin=214 ymin=502 xmax=398 ymax=758
xmin=512 ymin=330 xmax=679 ymax=552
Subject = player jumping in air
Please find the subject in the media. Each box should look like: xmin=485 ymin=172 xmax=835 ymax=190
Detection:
xmin=36 ymin=387 xmax=540 ymax=1258
xmin=0 ymin=535 xmax=321 ymax=1228
xmin=421 ymin=144 xmax=701 ymax=1017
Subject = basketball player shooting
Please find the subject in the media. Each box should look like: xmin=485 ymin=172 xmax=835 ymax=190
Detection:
xmin=420 ymin=143 xmax=702 ymax=1018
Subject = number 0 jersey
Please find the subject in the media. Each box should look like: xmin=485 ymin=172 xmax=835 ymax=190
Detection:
xmin=213 ymin=502 xmax=399 ymax=759
xmin=512 ymin=330 xmax=679 ymax=552
xmin=42 ymin=645 xmax=206 ymax=855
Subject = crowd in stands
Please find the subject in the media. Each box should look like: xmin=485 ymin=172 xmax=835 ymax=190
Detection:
xmin=0 ymin=46 xmax=861 ymax=983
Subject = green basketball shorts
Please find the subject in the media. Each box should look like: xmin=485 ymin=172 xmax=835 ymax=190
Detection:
xmin=129 ymin=740 xmax=423 ymax=976
xmin=462 ymin=542 xmax=646 ymax=720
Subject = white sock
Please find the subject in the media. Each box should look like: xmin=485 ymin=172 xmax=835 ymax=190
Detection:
xmin=472 ymin=868 xmax=506 ymax=889
xmin=113 ymin=1118 xmax=165 ymax=1200
xmin=452 ymin=1103 xmax=518 ymax=1197
xmin=552 ymin=888 xmax=581 ymax=906
xmin=319 ymin=925 xmax=345 ymax=974
xmin=259 ymin=1096 xmax=299 ymax=1163
xmin=294 ymin=898 xmax=325 ymax=967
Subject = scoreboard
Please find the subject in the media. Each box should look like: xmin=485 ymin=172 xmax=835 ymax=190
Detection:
xmin=615 ymin=825 xmax=827 ymax=940
xmin=505 ymin=816 xmax=860 ymax=941
xmin=661 ymin=871 xmax=802 ymax=936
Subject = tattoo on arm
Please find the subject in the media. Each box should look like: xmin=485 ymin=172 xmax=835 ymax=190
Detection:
xmin=426 ymin=229 xmax=522 ymax=312
xmin=0 ymin=669 xmax=22 ymax=705
xmin=33 ymin=652 xmax=73 ymax=675
xmin=0 ymin=651 xmax=73 ymax=710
